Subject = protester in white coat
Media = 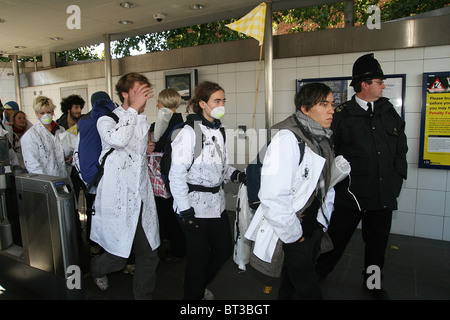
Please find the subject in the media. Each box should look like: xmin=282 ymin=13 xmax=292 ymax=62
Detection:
xmin=90 ymin=73 xmax=160 ymax=300
xmin=245 ymin=83 xmax=337 ymax=300
xmin=169 ymin=81 xmax=245 ymax=300
xmin=21 ymin=96 xmax=68 ymax=178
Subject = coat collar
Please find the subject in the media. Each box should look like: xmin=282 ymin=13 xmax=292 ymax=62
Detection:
xmin=346 ymin=95 xmax=392 ymax=116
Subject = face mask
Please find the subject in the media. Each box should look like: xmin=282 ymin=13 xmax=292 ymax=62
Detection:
xmin=205 ymin=103 xmax=225 ymax=119
xmin=40 ymin=114 xmax=53 ymax=125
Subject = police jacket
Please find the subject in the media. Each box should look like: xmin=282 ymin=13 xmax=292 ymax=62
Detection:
xmin=332 ymin=95 xmax=408 ymax=211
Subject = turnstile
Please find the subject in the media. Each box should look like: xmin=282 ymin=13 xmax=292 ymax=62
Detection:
xmin=0 ymin=173 xmax=84 ymax=299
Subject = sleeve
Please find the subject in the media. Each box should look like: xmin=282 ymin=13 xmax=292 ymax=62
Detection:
xmin=168 ymin=125 xmax=195 ymax=213
xmin=222 ymin=128 xmax=237 ymax=183
xmin=317 ymin=187 xmax=335 ymax=229
xmin=394 ymin=112 xmax=408 ymax=180
xmin=21 ymin=131 xmax=45 ymax=175
xmin=97 ymin=109 xmax=138 ymax=150
xmin=258 ymin=130 xmax=303 ymax=244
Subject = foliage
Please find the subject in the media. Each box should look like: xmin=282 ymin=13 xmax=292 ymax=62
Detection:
xmin=380 ymin=0 xmax=449 ymax=20
xmin=56 ymin=45 xmax=101 ymax=61
xmin=112 ymin=20 xmax=246 ymax=58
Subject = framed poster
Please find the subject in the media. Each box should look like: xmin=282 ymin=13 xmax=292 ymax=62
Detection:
xmin=164 ymin=69 xmax=198 ymax=101
xmin=419 ymin=71 xmax=450 ymax=169
xmin=296 ymin=74 xmax=406 ymax=118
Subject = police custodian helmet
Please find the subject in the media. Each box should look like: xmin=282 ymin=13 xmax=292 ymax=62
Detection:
xmin=350 ymin=53 xmax=385 ymax=86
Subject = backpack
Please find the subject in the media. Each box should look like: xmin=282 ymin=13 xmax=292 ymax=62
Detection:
xmin=246 ymin=131 xmax=305 ymax=210
xmin=159 ymin=120 xmax=225 ymax=194
xmin=75 ymin=99 xmax=118 ymax=192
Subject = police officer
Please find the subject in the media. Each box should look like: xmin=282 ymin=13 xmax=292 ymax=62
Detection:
xmin=315 ymin=53 xmax=408 ymax=300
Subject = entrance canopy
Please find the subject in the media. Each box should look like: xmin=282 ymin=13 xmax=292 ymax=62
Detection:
xmin=0 ymin=0 xmax=338 ymax=58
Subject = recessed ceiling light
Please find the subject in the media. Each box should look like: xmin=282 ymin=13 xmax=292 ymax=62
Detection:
xmin=50 ymin=37 xmax=63 ymax=41
xmin=119 ymin=20 xmax=133 ymax=25
xmin=190 ymin=4 xmax=204 ymax=10
xmin=120 ymin=2 xmax=135 ymax=9
xmin=14 ymin=45 xmax=26 ymax=49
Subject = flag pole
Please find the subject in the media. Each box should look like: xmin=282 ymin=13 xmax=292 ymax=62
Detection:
xmin=248 ymin=44 xmax=264 ymax=165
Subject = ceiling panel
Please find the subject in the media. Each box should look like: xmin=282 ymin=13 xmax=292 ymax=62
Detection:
xmin=0 ymin=0 xmax=337 ymax=57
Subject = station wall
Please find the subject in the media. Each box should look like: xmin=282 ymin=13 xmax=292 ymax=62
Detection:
xmin=1 ymin=18 xmax=449 ymax=241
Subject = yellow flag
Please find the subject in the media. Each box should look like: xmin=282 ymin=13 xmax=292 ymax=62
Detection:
xmin=226 ymin=2 xmax=266 ymax=46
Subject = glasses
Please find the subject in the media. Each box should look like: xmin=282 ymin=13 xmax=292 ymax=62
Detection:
xmin=371 ymin=80 xmax=384 ymax=85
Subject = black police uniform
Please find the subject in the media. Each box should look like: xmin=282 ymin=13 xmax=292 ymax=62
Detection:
xmin=316 ymin=94 xmax=408 ymax=289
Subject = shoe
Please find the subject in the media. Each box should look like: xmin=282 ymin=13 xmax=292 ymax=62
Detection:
xmin=203 ymin=288 xmax=215 ymax=300
xmin=123 ymin=264 xmax=135 ymax=274
xmin=90 ymin=245 xmax=102 ymax=256
xmin=93 ymin=276 xmax=109 ymax=291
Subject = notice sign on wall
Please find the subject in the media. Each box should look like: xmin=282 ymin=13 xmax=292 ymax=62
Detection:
xmin=419 ymin=72 xmax=450 ymax=169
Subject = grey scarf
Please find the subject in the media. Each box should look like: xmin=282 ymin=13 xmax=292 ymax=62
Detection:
xmin=293 ymin=111 xmax=334 ymax=204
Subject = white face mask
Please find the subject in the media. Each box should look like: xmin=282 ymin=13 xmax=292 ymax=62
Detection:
xmin=40 ymin=114 xmax=53 ymax=125
xmin=205 ymin=103 xmax=225 ymax=119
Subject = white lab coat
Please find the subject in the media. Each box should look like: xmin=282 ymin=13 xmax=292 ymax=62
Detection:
xmin=169 ymin=121 xmax=236 ymax=218
xmin=21 ymin=120 xmax=68 ymax=178
xmin=245 ymin=130 xmax=335 ymax=263
xmin=90 ymin=106 xmax=160 ymax=258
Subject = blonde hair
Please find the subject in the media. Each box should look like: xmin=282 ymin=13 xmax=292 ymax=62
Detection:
xmin=158 ymin=88 xmax=182 ymax=110
xmin=33 ymin=96 xmax=56 ymax=114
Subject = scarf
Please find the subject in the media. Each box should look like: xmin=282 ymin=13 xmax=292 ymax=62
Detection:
xmin=294 ymin=110 xmax=333 ymax=202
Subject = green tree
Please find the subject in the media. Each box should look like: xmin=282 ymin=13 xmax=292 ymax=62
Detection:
xmin=56 ymin=45 xmax=101 ymax=62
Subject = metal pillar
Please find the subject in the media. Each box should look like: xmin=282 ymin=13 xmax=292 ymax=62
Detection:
xmin=103 ymin=34 xmax=113 ymax=98
xmin=10 ymin=55 xmax=22 ymax=109
xmin=344 ymin=0 xmax=355 ymax=27
xmin=264 ymin=1 xmax=273 ymax=142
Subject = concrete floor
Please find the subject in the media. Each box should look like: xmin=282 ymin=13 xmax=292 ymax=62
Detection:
xmin=1 ymin=215 xmax=449 ymax=301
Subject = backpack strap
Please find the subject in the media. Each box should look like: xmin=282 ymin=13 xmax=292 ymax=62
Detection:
xmin=291 ymin=132 xmax=305 ymax=165
xmin=86 ymin=148 xmax=114 ymax=192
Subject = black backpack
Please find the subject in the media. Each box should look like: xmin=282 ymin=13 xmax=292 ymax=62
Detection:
xmin=246 ymin=131 xmax=305 ymax=210
xmin=159 ymin=120 xmax=225 ymax=193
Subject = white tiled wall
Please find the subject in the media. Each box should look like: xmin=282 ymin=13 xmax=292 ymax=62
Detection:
xmin=1 ymin=45 xmax=449 ymax=241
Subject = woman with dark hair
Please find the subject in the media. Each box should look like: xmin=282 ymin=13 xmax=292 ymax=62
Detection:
xmin=169 ymin=81 xmax=245 ymax=300
xmin=5 ymin=110 xmax=30 ymax=169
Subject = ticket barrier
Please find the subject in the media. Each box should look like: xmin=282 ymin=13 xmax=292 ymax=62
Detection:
xmin=0 ymin=165 xmax=84 ymax=299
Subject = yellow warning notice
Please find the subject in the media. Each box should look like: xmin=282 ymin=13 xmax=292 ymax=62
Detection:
xmin=422 ymin=92 xmax=450 ymax=166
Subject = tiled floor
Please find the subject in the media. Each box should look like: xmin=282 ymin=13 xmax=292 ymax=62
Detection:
xmin=1 ymin=216 xmax=450 ymax=300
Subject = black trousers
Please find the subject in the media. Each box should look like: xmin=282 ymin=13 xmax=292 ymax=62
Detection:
xmin=90 ymin=210 xmax=159 ymax=299
xmin=180 ymin=211 xmax=233 ymax=300
xmin=316 ymin=205 xmax=392 ymax=279
xmin=279 ymin=227 xmax=324 ymax=300
xmin=155 ymin=196 xmax=186 ymax=257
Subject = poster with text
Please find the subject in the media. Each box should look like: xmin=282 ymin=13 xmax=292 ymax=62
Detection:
xmin=419 ymin=71 xmax=450 ymax=169
xmin=296 ymin=74 xmax=405 ymax=118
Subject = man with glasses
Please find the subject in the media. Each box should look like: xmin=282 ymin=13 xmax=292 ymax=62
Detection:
xmin=315 ymin=53 xmax=408 ymax=300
